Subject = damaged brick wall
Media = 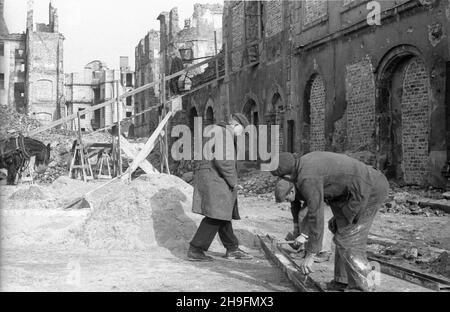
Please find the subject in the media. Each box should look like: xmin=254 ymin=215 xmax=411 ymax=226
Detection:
xmin=346 ymin=56 xmax=376 ymax=151
xmin=304 ymin=0 xmax=327 ymax=26
xmin=309 ymin=74 xmax=326 ymax=151
xmin=402 ymin=57 xmax=431 ymax=185
xmin=265 ymin=1 xmax=282 ymax=38
xmin=331 ymin=111 xmax=347 ymax=152
xmin=231 ymin=1 xmax=244 ymax=72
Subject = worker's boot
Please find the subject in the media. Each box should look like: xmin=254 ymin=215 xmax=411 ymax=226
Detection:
xmin=225 ymin=248 xmax=253 ymax=260
xmin=187 ymin=246 xmax=213 ymax=262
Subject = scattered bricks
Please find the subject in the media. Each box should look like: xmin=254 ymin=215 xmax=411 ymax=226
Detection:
xmin=404 ymin=247 xmax=419 ymax=260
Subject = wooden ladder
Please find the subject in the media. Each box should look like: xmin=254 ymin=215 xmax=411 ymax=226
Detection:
xmin=69 ymin=140 xmax=94 ymax=182
xmin=97 ymin=151 xmax=112 ymax=180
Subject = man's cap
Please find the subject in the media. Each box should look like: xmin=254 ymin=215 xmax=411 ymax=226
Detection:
xmin=271 ymin=152 xmax=296 ymax=177
xmin=275 ymin=179 xmax=294 ymax=203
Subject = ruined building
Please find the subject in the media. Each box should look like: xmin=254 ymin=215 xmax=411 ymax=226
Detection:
xmin=0 ymin=0 xmax=27 ymax=114
xmin=133 ymin=3 xmax=223 ymax=137
xmin=65 ymin=58 xmax=135 ymax=132
xmin=0 ymin=1 xmax=64 ymax=125
xmin=203 ymin=0 xmax=449 ymax=188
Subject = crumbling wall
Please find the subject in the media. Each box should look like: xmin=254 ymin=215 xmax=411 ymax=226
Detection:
xmin=303 ymin=0 xmax=327 ymax=26
xmin=309 ymin=74 xmax=326 ymax=152
xmin=265 ymin=1 xmax=282 ymax=38
xmin=345 ymin=56 xmax=376 ymax=151
xmin=401 ymin=57 xmax=431 ymax=185
xmin=230 ymin=1 xmax=244 ymax=73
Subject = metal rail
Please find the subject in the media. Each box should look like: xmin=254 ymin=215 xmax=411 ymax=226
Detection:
xmin=367 ymin=252 xmax=450 ymax=292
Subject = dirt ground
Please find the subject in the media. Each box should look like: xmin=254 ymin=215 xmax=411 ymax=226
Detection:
xmin=0 ymin=175 xmax=449 ymax=292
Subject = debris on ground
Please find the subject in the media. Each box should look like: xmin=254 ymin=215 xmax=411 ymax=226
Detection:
xmin=381 ymin=190 xmax=448 ymax=217
xmin=428 ymin=251 xmax=450 ymax=279
xmin=238 ymin=171 xmax=279 ymax=200
xmin=0 ymin=105 xmax=41 ymax=139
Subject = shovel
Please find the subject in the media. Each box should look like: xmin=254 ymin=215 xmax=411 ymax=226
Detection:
xmin=64 ymin=175 xmax=123 ymax=210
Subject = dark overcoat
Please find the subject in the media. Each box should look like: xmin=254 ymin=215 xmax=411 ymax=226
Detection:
xmin=192 ymin=124 xmax=240 ymax=221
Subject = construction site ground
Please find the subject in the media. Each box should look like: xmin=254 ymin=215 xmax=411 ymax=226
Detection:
xmin=1 ymin=172 xmax=449 ymax=292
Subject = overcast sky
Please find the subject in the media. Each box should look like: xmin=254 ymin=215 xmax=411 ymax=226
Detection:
xmin=4 ymin=0 xmax=223 ymax=73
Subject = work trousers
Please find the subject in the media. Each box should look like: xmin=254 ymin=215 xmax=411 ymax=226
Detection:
xmin=331 ymin=174 xmax=389 ymax=291
xmin=190 ymin=217 xmax=239 ymax=252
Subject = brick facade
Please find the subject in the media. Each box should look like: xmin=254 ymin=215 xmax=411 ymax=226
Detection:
xmin=231 ymin=2 xmax=244 ymax=72
xmin=401 ymin=57 xmax=430 ymax=185
xmin=220 ymin=0 xmax=449 ymax=187
xmin=265 ymin=1 xmax=282 ymax=38
xmin=346 ymin=56 xmax=376 ymax=151
xmin=25 ymin=2 xmax=64 ymax=123
xmin=304 ymin=0 xmax=327 ymax=26
xmin=309 ymin=74 xmax=326 ymax=151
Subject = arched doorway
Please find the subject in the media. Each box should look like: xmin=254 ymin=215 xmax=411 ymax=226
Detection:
xmin=204 ymin=106 xmax=215 ymax=126
xmin=243 ymin=98 xmax=259 ymax=127
xmin=272 ymin=93 xmax=284 ymax=151
xmin=243 ymin=97 xmax=259 ymax=162
xmin=376 ymin=51 xmax=430 ymax=185
xmin=189 ymin=107 xmax=198 ymax=132
xmin=303 ymin=74 xmax=326 ymax=152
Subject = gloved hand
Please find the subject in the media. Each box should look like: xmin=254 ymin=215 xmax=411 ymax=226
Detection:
xmin=328 ymin=217 xmax=337 ymax=234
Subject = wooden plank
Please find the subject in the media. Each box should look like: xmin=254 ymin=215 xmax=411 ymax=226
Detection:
xmin=119 ymin=135 xmax=158 ymax=174
xmin=126 ymin=111 xmax=172 ymax=178
xmin=407 ymin=199 xmax=450 ymax=214
xmin=258 ymin=235 xmax=324 ymax=292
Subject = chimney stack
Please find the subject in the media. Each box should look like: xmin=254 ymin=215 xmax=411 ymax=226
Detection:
xmin=27 ymin=0 xmax=34 ymax=32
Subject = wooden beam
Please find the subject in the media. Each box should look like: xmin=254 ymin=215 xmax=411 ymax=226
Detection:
xmin=119 ymin=135 xmax=159 ymax=174
xmin=126 ymin=111 xmax=173 ymax=178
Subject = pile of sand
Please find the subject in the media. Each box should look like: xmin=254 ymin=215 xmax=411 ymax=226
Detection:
xmin=78 ymin=174 xmax=205 ymax=252
xmin=8 ymin=185 xmax=47 ymax=201
xmin=2 ymin=174 xmax=259 ymax=253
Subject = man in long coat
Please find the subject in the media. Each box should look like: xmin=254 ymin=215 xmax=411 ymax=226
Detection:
xmin=188 ymin=113 xmax=252 ymax=262
xmin=271 ymin=151 xmax=389 ymax=291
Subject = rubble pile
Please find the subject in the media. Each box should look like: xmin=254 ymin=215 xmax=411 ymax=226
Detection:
xmin=239 ymin=171 xmax=279 ymax=200
xmin=389 ymin=181 xmax=445 ymax=200
xmin=0 ymin=105 xmax=41 ymax=139
xmin=429 ymin=251 xmax=450 ymax=279
xmin=381 ymin=191 xmax=447 ymax=217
